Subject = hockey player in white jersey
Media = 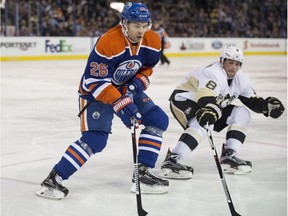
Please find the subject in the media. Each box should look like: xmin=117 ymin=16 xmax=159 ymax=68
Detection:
xmin=159 ymin=45 xmax=285 ymax=178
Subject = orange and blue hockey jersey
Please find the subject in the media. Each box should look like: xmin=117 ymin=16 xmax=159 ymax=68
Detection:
xmin=78 ymin=24 xmax=161 ymax=104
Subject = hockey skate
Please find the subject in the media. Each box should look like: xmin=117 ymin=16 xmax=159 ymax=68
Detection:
xmin=220 ymin=145 xmax=252 ymax=175
xmin=158 ymin=149 xmax=194 ymax=179
xmin=131 ymin=164 xmax=169 ymax=194
xmin=35 ymin=169 xmax=69 ymax=200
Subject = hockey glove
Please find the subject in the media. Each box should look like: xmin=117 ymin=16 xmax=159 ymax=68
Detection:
xmin=196 ymin=103 xmax=222 ymax=128
xmin=263 ymin=97 xmax=285 ymax=118
xmin=124 ymin=74 xmax=150 ymax=95
xmin=113 ymin=95 xmax=142 ymax=128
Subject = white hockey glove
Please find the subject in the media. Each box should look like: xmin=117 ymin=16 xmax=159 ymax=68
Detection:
xmin=263 ymin=97 xmax=285 ymax=118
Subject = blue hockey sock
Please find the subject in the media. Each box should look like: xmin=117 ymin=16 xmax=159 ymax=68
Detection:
xmin=138 ymin=128 xmax=163 ymax=168
xmin=54 ymin=140 xmax=91 ymax=180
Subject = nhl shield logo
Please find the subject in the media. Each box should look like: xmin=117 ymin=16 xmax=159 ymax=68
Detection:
xmin=92 ymin=111 xmax=100 ymax=119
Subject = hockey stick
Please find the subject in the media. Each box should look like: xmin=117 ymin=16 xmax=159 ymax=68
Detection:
xmin=130 ymin=117 xmax=148 ymax=216
xmin=205 ymin=125 xmax=241 ymax=216
xmin=128 ymin=92 xmax=148 ymax=216
xmin=77 ymin=100 xmax=93 ymax=117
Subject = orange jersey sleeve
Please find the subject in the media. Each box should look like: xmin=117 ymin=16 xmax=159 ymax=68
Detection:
xmin=95 ymin=84 xmax=122 ymax=104
xmin=139 ymin=67 xmax=153 ymax=77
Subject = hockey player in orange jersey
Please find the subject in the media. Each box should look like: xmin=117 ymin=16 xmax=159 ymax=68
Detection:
xmin=36 ymin=2 xmax=169 ymax=200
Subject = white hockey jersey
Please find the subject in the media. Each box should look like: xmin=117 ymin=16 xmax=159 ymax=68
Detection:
xmin=174 ymin=61 xmax=257 ymax=108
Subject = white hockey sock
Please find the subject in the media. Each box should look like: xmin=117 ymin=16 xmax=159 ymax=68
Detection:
xmin=225 ymin=138 xmax=242 ymax=153
xmin=170 ymin=141 xmax=192 ymax=161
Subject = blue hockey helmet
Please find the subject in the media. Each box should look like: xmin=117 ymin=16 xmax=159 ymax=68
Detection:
xmin=121 ymin=2 xmax=151 ymax=23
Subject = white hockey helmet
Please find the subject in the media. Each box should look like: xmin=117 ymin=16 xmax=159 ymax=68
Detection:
xmin=220 ymin=45 xmax=244 ymax=65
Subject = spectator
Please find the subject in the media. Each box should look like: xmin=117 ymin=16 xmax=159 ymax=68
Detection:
xmin=2 ymin=0 xmax=287 ymax=38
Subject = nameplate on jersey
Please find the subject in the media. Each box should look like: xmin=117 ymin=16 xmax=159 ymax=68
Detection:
xmin=113 ymin=60 xmax=142 ymax=85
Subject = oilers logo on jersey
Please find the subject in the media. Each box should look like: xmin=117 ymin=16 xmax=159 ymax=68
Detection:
xmin=113 ymin=60 xmax=142 ymax=85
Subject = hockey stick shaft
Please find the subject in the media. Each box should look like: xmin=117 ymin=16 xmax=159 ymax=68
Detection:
xmin=77 ymin=100 xmax=92 ymax=117
xmin=205 ymin=126 xmax=241 ymax=216
xmin=129 ymin=93 xmax=148 ymax=216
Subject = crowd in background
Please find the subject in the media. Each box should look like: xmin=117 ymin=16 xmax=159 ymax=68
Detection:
xmin=1 ymin=0 xmax=287 ymax=38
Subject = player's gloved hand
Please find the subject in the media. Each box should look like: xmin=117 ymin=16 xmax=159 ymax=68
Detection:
xmin=196 ymin=103 xmax=222 ymax=128
xmin=263 ymin=97 xmax=285 ymax=118
xmin=113 ymin=95 xmax=142 ymax=128
xmin=124 ymin=74 xmax=150 ymax=95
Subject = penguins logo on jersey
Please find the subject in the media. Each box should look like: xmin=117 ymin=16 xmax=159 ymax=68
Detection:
xmin=113 ymin=60 xmax=142 ymax=85
xmin=216 ymin=94 xmax=236 ymax=107
xmin=184 ymin=107 xmax=192 ymax=115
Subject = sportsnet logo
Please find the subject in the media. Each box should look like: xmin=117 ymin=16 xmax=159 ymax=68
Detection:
xmin=113 ymin=60 xmax=142 ymax=85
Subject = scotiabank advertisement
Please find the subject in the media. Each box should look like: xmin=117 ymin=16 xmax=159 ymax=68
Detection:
xmin=242 ymin=39 xmax=284 ymax=52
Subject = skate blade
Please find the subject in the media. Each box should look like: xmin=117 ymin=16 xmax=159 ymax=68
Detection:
xmin=36 ymin=186 xmax=65 ymax=200
xmin=158 ymin=168 xmax=193 ymax=179
xmin=131 ymin=183 xmax=168 ymax=194
xmin=222 ymin=164 xmax=252 ymax=175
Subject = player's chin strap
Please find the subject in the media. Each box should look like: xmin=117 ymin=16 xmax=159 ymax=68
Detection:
xmin=121 ymin=20 xmax=129 ymax=38
xmin=205 ymin=123 xmax=241 ymax=216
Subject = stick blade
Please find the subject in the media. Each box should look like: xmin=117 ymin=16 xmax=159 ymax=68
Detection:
xmin=138 ymin=208 xmax=148 ymax=216
xmin=136 ymin=181 xmax=148 ymax=216
xmin=232 ymin=209 xmax=241 ymax=216
xmin=137 ymin=198 xmax=148 ymax=216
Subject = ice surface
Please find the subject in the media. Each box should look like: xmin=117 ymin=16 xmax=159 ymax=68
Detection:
xmin=1 ymin=55 xmax=287 ymax=216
